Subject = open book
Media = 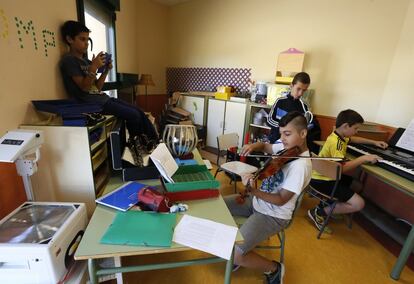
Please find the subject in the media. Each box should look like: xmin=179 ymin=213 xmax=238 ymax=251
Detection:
xmin=150 ymin=143 xmax=178 ymax=183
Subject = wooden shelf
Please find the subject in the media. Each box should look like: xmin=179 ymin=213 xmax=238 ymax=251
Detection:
xmin=90 ymin=136 xmax=106 ymax=152
xmin=250 ymin=123 xmax=270 ymax=130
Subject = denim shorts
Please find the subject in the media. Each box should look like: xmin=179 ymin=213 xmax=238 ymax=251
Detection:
xmin=224 ymin=194 xmax=289 ymax=255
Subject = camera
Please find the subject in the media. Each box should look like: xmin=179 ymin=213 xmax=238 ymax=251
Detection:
xmin=97 ymin=53 xmax=112 ymax=73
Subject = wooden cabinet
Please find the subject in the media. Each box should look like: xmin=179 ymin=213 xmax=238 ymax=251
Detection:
xmin=206 ymin=99 xmax=246 ymax=148
xmin=245 ymin=103 xmax=271 ymax=143
xmin=20 ymin=116 xmax=116 ymax=216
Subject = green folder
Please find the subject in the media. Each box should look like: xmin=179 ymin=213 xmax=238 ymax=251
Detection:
xmin=100 ymin=211 xmax=176 ymax=247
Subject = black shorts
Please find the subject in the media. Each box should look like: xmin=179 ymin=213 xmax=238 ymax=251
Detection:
xmin=310 ymin=175 xmax=355 ymax=202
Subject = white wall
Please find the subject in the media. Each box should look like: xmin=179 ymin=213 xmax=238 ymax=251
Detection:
xmin=167 ymin=0 xmax=413 ymax=127
xmin=376 ymin=0 xmax=414 ymax=127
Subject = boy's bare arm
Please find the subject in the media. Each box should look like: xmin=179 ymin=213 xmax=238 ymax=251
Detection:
xmin=240 ymin=142 xmax=274 ymax=156
xmin=351 ymin=136 xmax=388 ymax=149
xmin=72 ymin=52 xmax=106 ymax=92
xmin=252 ymin=187 xmax=295 ymax=206
xmin=241 ymin=175 xmax=294 ymax=206
xmin=342 ymin=154 xmax=381 ymax=173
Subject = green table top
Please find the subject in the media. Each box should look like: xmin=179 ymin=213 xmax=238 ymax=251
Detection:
xmin=75 ymin=177 xmax=243 ymax=260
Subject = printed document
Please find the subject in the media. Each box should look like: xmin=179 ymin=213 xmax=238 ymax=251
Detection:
xmin=396 ymin=119 xmax=414 ymax=152
xmin=150 ymin=143 xmax=178 ymax=183
xmin=173 ymin=215 xmax=238 ymax=260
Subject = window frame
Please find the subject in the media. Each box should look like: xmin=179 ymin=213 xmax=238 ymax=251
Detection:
xmin=76 ymin=0 xmax=119 ymax=89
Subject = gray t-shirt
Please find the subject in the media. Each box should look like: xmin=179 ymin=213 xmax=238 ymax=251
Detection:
xmin=59 ymin=54 xmax=109 ymax=104
xmin=253 ymin=150 xmax=312 ymax=220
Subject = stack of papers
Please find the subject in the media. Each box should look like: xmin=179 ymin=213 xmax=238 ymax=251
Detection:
xmin=150 ymin=143 xmax=178 ymax=183
xmin=173 ymin=215 xmax=238 ymax=260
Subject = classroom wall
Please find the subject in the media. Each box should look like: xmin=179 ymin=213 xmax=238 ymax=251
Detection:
xmin=116 ymin=0 xmax=168 ymax=96
xmin=376 ymin=0 xmax=414 ymax=127
xmin=0 ymin=0 xmax=167 ymax=217
xmin=0 ymin=0 xmax=77 ymax=135
xmin=167 ymin=0 xmax=413 ymax=127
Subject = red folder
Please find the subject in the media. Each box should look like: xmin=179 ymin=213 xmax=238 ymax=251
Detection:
xmin=165 ymin=189 xmax=219 ymax=202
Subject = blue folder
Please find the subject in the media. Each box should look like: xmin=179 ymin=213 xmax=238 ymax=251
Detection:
xmin=96 ymin=182 xmax=150 ymax=211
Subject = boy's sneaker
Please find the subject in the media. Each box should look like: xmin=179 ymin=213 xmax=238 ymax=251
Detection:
xmin=264 ymin=261 xmax=284 ymax=284
xmin=307 ymin=208 xmax=332 ymax=234
xmin=232 ymin=264 xmax=241 ymax=272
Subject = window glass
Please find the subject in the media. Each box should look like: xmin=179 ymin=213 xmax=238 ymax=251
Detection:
xmin=84 ymin=0 xmax=117 ymax=93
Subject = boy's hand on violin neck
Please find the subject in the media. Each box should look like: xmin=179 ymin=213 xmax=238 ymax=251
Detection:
xmin=240 ymin=144 xmax=254 ymax=156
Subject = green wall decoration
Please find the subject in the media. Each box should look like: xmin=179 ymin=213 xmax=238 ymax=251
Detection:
xmin=42 ymin=29 xmax=55 ymax=57
xmin=14 ymin=17 xmax=38 ymax=50
xmin=0 ymin=7 xmax=58 ymax=57
xmin=0 ymin=9 xmax=8 ymax=39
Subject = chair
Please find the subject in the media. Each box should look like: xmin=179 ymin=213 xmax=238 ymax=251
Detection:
xmin=214 ymin=133 xmax=258 ymax=193
xmin=234 ymin=190 xmax=305 ymax=263
xmin=307 ymin=156 xmax=352 ymax=239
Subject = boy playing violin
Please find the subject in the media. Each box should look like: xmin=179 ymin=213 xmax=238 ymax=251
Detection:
xmin=224 ymin=111 xmax=312 ymax=284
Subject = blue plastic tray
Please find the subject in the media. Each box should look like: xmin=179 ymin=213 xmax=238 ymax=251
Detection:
xmin=32 ymin=99 xmax=102 ymax=116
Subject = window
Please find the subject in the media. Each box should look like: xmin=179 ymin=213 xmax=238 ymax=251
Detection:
xmin=77 ymin=0 xmax=119 ymax=95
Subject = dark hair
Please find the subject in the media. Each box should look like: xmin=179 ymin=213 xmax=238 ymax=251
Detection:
xmin=61 ymin=20 xmax=90 ymax=45
xmin=279 ymin=111 xmax=308 ymax=130
xmin=336 ymin=109 xmax=364 ymax=128
xmin=292 ymin=72 xmax=311 ymax=85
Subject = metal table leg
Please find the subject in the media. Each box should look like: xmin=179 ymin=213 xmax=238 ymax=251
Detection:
xmin=88 ymin=258 xmax=98 ymax=284
xmin=224 ymin=247 xmax=234 ymax=284
xmin=390 ymin=225 xmax=414 ymax=280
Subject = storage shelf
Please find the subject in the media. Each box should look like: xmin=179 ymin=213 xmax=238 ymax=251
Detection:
xmin=91 ymin=137 xmax=106 ymax=152
xmin=249 ymin=123 xmax=270 ymax=130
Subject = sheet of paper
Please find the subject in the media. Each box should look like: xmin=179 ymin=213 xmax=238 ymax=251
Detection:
xmin=396 ymin=119 xmax=414 ymax=152
xmin=203 ymin=159 xmax=213 ymax=170
xmin=150 ymin=143 xmax=178 ymax=183
xmin=173 ymin=215 xmax=238 ymax=260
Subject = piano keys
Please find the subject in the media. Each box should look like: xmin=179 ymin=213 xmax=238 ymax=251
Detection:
xmin=347 ymin=128 xmax=414 ymax=182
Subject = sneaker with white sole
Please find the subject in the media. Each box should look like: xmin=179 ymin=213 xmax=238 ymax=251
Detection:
xmin=307 ymin=208 xmax=332 ymax=234
xmin=232 ymin=264 xmax=240 ymax=272
xmin=265 ymin=261 xmax=285 ymax=284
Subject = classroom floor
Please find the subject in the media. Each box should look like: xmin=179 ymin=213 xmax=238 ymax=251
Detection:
xmin=117 ymin=152 xmax=414 ymax=284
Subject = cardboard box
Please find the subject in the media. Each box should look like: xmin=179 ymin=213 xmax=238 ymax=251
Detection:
xmin=275 ymin=48 xmax=305 ymax=84
xmin=216 ymin=86 xmax=234 ymax=93
xmin=214 ymin=92 xmax=235 ymax=100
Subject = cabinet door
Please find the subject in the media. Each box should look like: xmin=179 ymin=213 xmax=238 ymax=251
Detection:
xmin=224 ymin=101 xmax=246 ymax=147
xmin=206 ymin=99 xmax=226 ymax=148
xmin=179 ymin=95 xmax=205 ymax=125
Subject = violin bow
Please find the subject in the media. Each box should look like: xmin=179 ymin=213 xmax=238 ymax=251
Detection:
xmin=246 ymin=154 xmax=345 ymax=162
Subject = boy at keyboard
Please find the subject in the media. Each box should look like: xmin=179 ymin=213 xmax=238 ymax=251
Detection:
xmin=308 ymin=109 xmax=388 ymax=232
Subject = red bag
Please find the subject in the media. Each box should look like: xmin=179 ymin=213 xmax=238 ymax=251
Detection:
xmin=138 ymin=187 xmax=170 ymax=212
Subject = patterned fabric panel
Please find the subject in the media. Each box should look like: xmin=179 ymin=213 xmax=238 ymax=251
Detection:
xmin=166 ymin=67 xmax=251 ymax=94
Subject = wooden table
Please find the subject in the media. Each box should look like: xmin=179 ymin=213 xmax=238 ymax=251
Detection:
xmin=74 ymin=177 xmax=243 ymax=284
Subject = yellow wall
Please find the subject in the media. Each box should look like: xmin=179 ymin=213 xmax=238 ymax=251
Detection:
xmin=1 ymin=0 xmax=412 ymax=136
xmin=116 ymin=0 xmax=168 ymax=96
xmin=0 ymin=0 xmax=167 ymax=136
xmin=0 ymin=0 xmax=77 ymax=135
xmin=168 ymin=0 xmax=413 ymax=127
xmin=377 ymin=0 xmax=414 ymax=127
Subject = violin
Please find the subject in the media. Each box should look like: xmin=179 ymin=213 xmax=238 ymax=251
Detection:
xmin=235 ymin=146 xmax=301 ymax=204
